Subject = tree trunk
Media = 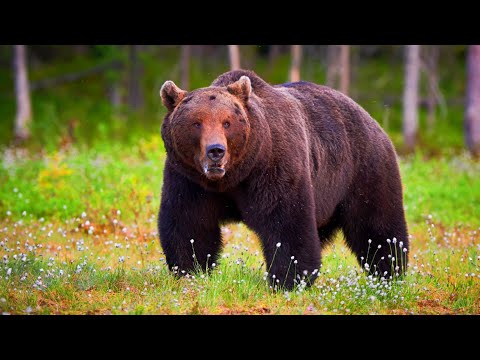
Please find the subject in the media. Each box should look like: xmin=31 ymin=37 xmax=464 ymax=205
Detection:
xmin=326 ymin=45 xmax=339 ymax=88
xmin=425 ymin=45 xmax=439 ymax=131
xmin=290 ymin=45 xmax=302 ymax=82
xmin=403 ymin=45 xmax=421 ymax=152
xmin=109 ymin=81 xmax=122 ymax=109
xmin=73 ymin=45 xmax=89 ymax=56
xmin=128 ymin=45 xmax=144 ymax=111
xmin=268 ymin=45 xmax=281 ymax=66
xmin=339 ymin=45 xmax=350 ymax=95
xmin=228 ymin=45 xmax=241 ymax=70
xmin=465 ymin=45 xmax=480 ymax=157
xmin=13 ymin=45 xmax=32 ymax=142
xmin=181 ymin=45 xmax=190 ymax=89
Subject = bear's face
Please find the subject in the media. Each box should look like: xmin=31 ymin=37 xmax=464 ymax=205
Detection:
xmin=160 ymin=76 xmax=252 ymax=182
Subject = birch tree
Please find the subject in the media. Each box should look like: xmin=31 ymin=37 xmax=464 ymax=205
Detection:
xmin=403 ymin=45 xmax=421 ymax=152
xmin=181 ymin=45 xmax=190 ymax=89
xmin=290 ymin=45 xmax=302 ymax=82
xmin=128 ymin=45 xmax=144 ymax=110
xmin=339 ymin=45 xmax=350 ymax=95
xmin=465 ymin=45 xmax=480 ymax=157
xmin=13 ymin=45 xmax=32 ymax=142
xmin=228 ymin=45 xmax=241 ymax=70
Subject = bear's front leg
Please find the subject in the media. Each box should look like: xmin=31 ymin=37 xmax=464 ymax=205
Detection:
xmin=158 ymin=165 xmax=223 ymax=275
xmin=251 ymin=198 xmax=321 ymax=291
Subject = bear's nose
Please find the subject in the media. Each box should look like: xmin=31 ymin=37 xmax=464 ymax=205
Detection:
xmin=207 ymin=144 xmax=226 ymax=161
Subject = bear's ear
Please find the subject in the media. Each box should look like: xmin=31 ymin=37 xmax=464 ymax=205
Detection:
xmin=160 ymin=80 xmax=187 ymax=111
xmin=227 ymin=76 xmax=252 ymax=102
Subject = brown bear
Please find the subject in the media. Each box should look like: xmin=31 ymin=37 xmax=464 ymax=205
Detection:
xmin=158 ymin=69 xmax=409 ymax=290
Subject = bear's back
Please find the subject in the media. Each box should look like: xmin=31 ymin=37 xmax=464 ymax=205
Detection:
xmin=274 ymin=80 xmax=377 ymax=132
xmin=274 ymin=80 xmax=392 ymax=162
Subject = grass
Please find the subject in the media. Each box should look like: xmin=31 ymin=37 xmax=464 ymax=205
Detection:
xmin=1 ymin=138 xmax=479 ymax=315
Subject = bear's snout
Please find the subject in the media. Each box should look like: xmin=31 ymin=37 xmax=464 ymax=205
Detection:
xmin=202 ymin=143 xmax=228 ymax=181
xmin=206 ymin=144 xmax=226 ymax=162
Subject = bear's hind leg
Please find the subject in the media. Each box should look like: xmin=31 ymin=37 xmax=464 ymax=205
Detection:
xmin=341 ymin=194 xmax=409 ymax=279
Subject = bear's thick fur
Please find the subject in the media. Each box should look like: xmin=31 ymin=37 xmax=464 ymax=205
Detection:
xmin=159 ymin=70 xmax=408 ymax=290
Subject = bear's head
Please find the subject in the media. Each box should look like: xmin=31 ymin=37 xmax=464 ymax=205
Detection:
xmin=160 ymin=76 xmax=252 ymax=182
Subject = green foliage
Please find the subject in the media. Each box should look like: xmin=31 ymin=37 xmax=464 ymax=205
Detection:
xmin=0 ymin=45 xmax=469 ymax=155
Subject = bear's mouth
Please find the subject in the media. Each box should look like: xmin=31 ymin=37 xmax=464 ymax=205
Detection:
xmin=203 ymin=162 xmax=226 ymax=180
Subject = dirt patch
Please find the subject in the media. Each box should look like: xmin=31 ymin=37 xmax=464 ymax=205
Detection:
xmin=416 ymin=299 xmax=456 ymax=314
xmin=214 ymin=305 xmax=271 ymax=315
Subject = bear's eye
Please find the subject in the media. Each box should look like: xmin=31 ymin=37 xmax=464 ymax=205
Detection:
xmin=193 ymin=122 xmax=201 ymax=129
xmin=223 ymin=121 xmax=231 ymax=129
